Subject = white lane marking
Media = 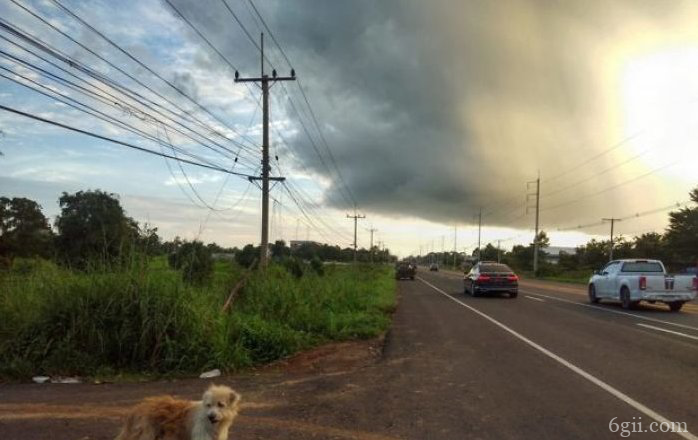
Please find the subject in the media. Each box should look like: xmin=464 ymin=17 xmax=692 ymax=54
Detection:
xmin=417 ymin=277 xmax=698 ymax=440
xmin=525 ymin=295 xmax=545 ymax=302
xmin=520 ymin=289 xmax=698 ymax=333
xmin=636 ymin=323 xmax=698 ymax=341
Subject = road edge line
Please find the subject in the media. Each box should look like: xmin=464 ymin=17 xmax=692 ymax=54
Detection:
xmin=418 ymin=276 xmax=697 ymax=440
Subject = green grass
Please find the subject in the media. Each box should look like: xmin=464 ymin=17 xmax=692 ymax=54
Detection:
xmin=519 ymin=269 xmax=591 ymax=285
xmin=0 ymin=259 xmax=395 ymax=380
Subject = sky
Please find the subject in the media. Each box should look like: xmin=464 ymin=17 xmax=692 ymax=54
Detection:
xmin=0 ymin=0 xmax=697 ymax=257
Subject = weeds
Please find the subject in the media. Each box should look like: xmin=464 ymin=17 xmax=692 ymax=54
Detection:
xmin=0 ymin=258 xmax=395 ymax=380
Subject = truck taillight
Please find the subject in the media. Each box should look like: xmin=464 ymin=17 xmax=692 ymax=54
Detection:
xmin=477 ymin=275 xmax=491 ymax=282
xmin=507 ymin=274 xmax=519 ymax=282
xmin=693 ymin=277 xmax=698 ymax=291
xmin=639 ymin=276 xmax=647 ymax=290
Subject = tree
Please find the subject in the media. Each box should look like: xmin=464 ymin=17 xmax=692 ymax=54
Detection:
xmin=0 ymin=196 xmax=53 ymax=262
xmin=235 ymin=244 xmax=258 ymax=268
xmin=665 ymin=187 xmax=698 ymax=267
xmin=633 ymin=232 xmax=668 ymax=262
xmin=54 ymin=190 xmax=139 ymax=269
xmin=270 ymin=240 xmax=291 ymax=260
xmin=168 ymin=240 xmax=213 ymax=284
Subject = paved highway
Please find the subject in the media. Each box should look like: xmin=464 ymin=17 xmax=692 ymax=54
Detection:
xmin=1 ymin=269 xmax=697 ymax=439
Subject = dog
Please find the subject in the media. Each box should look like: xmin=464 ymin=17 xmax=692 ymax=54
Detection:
xmin=115 ymin=384 xmax=241 ymax=440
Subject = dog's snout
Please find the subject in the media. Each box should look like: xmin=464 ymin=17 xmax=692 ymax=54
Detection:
xmin=208 ymin=413 xmax=218 ymax=423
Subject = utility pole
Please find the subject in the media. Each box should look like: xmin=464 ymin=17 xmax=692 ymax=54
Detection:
xmin=477 ymin=208 xmax=482 ymax=262
xmin=347 ymin=211 xmax=366 ymax=262
xmin=441 ymin=235 xmax=445 ymax=265
xmin=602 ymin=218 xmax=622 ymax=261
xmin=235 ymin=33 xmax=295 ymax=268
xmin=527 ymin=175 xmax=541 ymax=276
xmin=368 ymin=226 xmax=378 ymax=262
xmin=453 ymin=225 xmax=457 ymax=269
xmin=497 ymin=239 xmax=501 ymax=263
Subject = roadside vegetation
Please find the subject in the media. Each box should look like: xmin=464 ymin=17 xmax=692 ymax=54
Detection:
xmin=0 ymin=190 xmax=396 ymax=380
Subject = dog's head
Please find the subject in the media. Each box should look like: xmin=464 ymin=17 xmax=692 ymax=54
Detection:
xmin=202 ymin=385 xmax=241 ymax=425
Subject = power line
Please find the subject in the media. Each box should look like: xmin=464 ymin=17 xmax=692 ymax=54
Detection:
xmin=0 ymin=45 xmax=260 ymax=170
xmin=8 ymin=0 xmax=257 ymax=153
xmin=0 ymin=103 xmax=255 ymax=178
xmin=240 ymin=2 xmax=358 ymax=209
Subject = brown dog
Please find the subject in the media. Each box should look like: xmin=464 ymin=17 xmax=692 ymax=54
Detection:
xmin=115 ymin=384 xmax=241 ymax=440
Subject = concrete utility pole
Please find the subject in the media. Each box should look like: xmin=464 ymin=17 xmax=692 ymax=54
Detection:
xmin=453 ymin=225 xmax=457 ymax=269
xmin=368 ymin=226 xmax=378 ymax=262
xmin=235 ymin=33 xmax=295 ymax=268
xmin=497 ymin=239 xmax=501 ymax=263
xmin=347 ymin=211 xmax=366 ymax=262
xmin=528 ymin=175 xmax=541 ymax=276
xmin=602 ymin=218 xmax=622 ymax=261
xmin=477 ymin=208 xmax=482 ymax=262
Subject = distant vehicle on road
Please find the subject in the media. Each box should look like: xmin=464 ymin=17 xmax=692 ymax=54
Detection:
xmin=464 ymin=262 xmax=518 ymax=298
xmin=588 ymin=259 xmax=698 ymax=312
xmin=429 ymin=263 xmax=439 ymax=272
xmin=395 ymin=261 xmax=416 ymax=280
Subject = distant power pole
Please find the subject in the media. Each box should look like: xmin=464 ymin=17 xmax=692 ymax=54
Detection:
xmin=453 ymin=225 xmax=457 ymax=269
xmin=347 ymin=211 xmax=366 ymax=262
xmin=477 ymin=208 xmax=482 ymax=261
xmin=235 ymin=33 xmax=295 ymax=268
xmin=602 ymin=218 xmax=622 ymax=261
xmin=368 ymin=226 xmax=378 ymax=262
xmin=527 ymin=175 xmax=541 ymax=276
xmin=497 ymin=239 xmax=501 ymax=263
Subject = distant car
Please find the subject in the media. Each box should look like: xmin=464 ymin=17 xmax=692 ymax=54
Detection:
xmin=395 ymin=262 xmax=416 ymax=280
xmin=429 ymin=263 xmax=439 ymax=272
xmin=588 ymin=259 xmax=697 ymax=312
xmin=464 ymin=262 xmax=518 ymax=298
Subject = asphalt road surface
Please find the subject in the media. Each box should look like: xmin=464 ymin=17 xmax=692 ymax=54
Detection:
xmin=1 ymin=270 xmax=697 ymax=439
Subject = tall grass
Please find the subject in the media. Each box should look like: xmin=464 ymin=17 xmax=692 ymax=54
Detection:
xmin=0 ymin=259 xmax=395 ymax=380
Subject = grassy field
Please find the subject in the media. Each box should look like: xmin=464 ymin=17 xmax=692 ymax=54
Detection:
xmin=0 ymin=257 xmax=395 ymax=380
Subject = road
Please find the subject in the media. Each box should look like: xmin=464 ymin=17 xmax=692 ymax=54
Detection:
xmin=1 ymin=269 xmax=697 ymax=439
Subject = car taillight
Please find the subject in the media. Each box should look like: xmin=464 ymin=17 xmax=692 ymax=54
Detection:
xmin=693 ymin=277 xmax=698 ymax=291
xmin=507 ymin=274 xmax=519 ymax=282
xmin=639 ymin=276 xmax=647 ymax=290
xmin=477 ymin=275 xmax=491 ymax=282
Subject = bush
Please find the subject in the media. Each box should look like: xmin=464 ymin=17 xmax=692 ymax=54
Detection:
xmin=168 ymin=241 xmax=214 ymax=284
xmin=310 ymin=257 xmax=325 ymax=276
xmin=282 ymin=257 xmax=304 ymax=278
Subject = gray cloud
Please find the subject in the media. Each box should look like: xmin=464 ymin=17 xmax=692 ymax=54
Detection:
xmin=232 ymin=0 xmax=692 ymax=230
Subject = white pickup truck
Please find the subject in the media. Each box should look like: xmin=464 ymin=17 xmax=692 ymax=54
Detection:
xmin=588 ymin=259 xmax=697 ymax=312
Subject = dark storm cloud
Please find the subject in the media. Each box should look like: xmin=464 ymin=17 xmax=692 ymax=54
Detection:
xmin=168 ymin=0 xmax=689 ymax=228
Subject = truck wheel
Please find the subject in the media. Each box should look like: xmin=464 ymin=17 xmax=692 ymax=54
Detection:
xmin=669 ymin=301 xmax=685 ymax=312
xmin=509 ymin=290 xmax=518 ymax=298
xmin=410 ymin=276 xmax=415 ymax=280
xmin=471 ymin=286 xmax=480 ymax=297
xmin=588 ymin=284 xmax=599 ymax=304
xmin=620 ymin=287 xmax=634 ymax=310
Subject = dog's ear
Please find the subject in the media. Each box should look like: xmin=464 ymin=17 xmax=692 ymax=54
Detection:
xmin=228 ymin=389 xmax=241 ymax=406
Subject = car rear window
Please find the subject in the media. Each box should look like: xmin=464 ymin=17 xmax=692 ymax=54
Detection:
xmin=621 ymin=262 xmax=663 ymax=273
xmin=480 ymin=264 xmax=512 ymax=273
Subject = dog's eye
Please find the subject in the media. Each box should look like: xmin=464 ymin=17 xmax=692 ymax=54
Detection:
xmin=206 ymin=403 xmax=212 ymax=408
xmin=217 ymin=402 xmax=225 ymax=408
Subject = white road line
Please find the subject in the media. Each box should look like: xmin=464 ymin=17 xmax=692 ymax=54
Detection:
xmin=418 ymin=277 xmax=697 ymax=440
xmin=525 ymin=295 xmax=545 ymax=302
xmin=520 ymin=289 xmax=698 ymax=333
xmin=636 ymin=323 xmax=698 ymax=341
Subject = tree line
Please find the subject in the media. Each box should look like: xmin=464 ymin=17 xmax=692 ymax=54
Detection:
xmin=0 ymin=190 xmax=395 ymax=276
